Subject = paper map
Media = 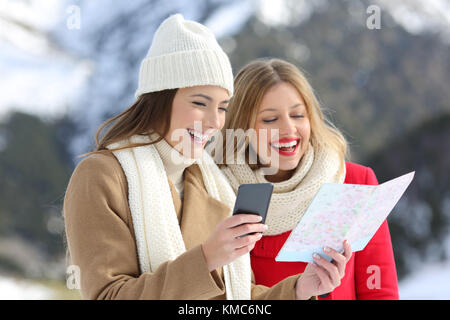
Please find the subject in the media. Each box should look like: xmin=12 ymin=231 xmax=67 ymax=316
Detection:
xmin=275 ymin=171 xmax=415 ymax=263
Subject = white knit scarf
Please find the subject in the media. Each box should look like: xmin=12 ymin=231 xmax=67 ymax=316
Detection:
xmin=221 ymin=142 xmax=346 ymax=235
xmin=107 ymin=134 xmax=251 ymax=300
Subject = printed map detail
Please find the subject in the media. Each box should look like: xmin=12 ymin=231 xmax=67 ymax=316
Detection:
xmin=275 ymin=171 xmax=415 ymax=263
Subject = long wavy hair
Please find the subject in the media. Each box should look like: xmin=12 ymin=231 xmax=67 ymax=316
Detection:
xmin=79 ymin=89 xmax=178 ymax=157
xmin=221 ymin=58 xmax=348 ymax=176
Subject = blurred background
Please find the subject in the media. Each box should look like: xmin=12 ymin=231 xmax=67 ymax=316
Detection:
xmin=0 ymin=0 xmax=448 ymax=299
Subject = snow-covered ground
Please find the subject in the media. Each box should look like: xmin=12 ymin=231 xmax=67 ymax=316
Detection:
xmin=0 ymin=276 xmax=54 ymax=300
xmin=398 ymin=260 xmax=450 ymax=299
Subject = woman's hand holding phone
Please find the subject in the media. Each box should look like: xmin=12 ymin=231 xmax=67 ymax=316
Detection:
xmin=202 ymin=214 xmax=268 ymax=272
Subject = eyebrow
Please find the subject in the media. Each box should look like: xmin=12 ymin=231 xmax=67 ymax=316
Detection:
xmin=190 ymin=93 xmax=230 ymax=104
xmin=259 ymin=103 xmax=304 ymax=113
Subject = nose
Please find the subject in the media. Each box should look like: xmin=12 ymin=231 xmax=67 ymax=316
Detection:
xmin=204 ymin=108 xmax=222 ymax=130
xmin=278 ymin=115 xmax=297 ymax=136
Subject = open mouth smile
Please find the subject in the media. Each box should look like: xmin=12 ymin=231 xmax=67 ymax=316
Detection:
xmin=270 ymin=137 xmax=301 ymax=156
xmin=186 ymin=128 xmax=210 ymax=145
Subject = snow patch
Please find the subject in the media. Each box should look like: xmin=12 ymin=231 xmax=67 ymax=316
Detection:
xmin=399 ymin=259 xmax=450 ymax=299
xmin=0 ymin=276 xmax=54 ymax=300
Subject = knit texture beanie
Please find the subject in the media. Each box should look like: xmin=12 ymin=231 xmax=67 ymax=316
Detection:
xmin=135 ymin=14 xmax=234 ymax=98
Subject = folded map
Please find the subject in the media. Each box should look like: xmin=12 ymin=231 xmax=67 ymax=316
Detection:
xmin=275 ymin=171 xmax=415 ymax=263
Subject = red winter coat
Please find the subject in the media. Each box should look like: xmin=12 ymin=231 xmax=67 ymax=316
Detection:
xmin=251 ymin=162 xmax=399 ymax=300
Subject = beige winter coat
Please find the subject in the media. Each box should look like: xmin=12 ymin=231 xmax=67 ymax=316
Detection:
xmin=63 ymin=152 xmax=306 ymax=299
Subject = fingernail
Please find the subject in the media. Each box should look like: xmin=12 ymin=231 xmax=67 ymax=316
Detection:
xmin=323 ymin=246 xmax=331 ymax=253
xmin=263 ymin=224 xmax=268 ymax=230
xmin=313 ymin=253 xmax=321 ymax=260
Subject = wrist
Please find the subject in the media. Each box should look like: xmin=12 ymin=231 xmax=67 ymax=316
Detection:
xmin=295 ymin=277 xmax=312 ymax=300
xmin=201 ymin=243 xmax=215 ymax=272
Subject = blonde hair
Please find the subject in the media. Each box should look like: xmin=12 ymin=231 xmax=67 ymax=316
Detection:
xmin=222 ymin=58 xmax=348 ymax=175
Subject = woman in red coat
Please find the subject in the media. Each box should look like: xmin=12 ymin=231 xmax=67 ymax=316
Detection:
xmin=220 ymin=58 xmax=399 ymax=299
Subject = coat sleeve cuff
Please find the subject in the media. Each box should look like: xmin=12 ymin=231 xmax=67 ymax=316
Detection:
xmin=251 ymin=274 xmax=300 ymax=300
xmin=184 ymin=244 xmax=225 ymax=299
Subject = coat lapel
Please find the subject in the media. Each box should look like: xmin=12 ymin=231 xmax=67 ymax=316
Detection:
xmin=167 ymin=179 xmax=182 ymax=223
xmin=180 ymin=164 xmax=232 ymax=251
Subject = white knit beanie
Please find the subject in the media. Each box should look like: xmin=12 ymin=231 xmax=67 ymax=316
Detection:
xmin=135 ymin=14 xmax=234 ymax=98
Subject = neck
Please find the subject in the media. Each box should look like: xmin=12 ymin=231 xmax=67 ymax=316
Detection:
xmin=264 ymin=168 xmax=295 ymax=183
xmin=153 ymin=136 xmax=195 ymax=197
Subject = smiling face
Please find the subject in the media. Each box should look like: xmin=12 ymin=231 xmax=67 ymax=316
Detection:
xmin=253 ymin=82 xmax=311 ymax=182
xmin=164 ymin=85 xmax=230 ymax=158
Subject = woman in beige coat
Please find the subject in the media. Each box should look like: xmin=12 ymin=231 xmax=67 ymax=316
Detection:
xmin=63 ymin=14 xmax=347 ymax=300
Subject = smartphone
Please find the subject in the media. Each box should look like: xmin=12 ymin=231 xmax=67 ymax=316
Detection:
xmin=232 ymin=183 xmax=274 ymax=225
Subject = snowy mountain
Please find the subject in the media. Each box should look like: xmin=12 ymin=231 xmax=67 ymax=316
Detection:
xmin=1 ymin=0 xmax=449 ymax=156
xmin=0 ymin=0 xmax=91 ymax=119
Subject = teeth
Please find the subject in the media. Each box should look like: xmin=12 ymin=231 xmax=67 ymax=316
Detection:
xmin=187 ymin=129 xmax=208 ymax=141
xmin=272 ymin=140 xmax=298 ymax=148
